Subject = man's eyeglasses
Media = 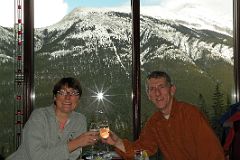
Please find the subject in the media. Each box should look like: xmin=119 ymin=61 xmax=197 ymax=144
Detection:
xmin=57 ymin=90 xmax=79 ymax=96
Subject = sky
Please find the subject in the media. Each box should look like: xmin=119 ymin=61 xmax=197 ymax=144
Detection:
xmin=0 ymin=0 xmax=232 ymax=29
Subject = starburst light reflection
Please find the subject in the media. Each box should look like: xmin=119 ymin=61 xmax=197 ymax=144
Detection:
xmin=97 ymin=92 xmax=104 ymax=100
xmin=85 ymin=83 xmax=114 ymax=112
xmin=84 ymin=83 xmax=130 ymax=112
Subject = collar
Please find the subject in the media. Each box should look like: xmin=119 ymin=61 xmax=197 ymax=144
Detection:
xmin=48 ymin=104 xmax=74 ymax=123
xmin=157 ymin=98 xmax=177 ymax=120
xmin=169 ymin=98 xmax=178 ymax=118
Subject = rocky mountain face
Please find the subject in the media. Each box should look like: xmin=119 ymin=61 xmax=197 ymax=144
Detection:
xmin=0 ymin=8 xmax=234 ymax=142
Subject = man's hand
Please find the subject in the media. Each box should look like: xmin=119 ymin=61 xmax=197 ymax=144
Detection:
xmin=101 ymin=131 xmax=126 ymax=152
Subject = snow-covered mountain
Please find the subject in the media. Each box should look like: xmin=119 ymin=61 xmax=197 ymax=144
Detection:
xmin=0 ymin=8 xmax=233 ymax=66
xmin=0 ymin=26 xmax=14 ymax=63
xmin=0 ymin=8 xmax=234 ymax=106
xmin=140 ymin=2 xmax=233 ymax=36
xmin=0 ymin=8 xmax=235 ymax=146
xmin=32 ymin=8 xmax=233 ymax=65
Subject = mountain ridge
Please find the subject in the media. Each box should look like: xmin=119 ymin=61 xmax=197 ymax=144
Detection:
xmin=0 ymin=9 xmax=234 ymax=151
xmin=0 ymin=9 xmax=234 ymax=106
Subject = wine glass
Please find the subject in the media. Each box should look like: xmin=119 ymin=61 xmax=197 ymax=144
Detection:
xmin=89 ymin=122 xmax=99 ymax=132
xmin=99 ymin=119 xmax=112 ymax=159
xmin=99 ymin=120 xmax=110 ymax=139
xmin=89 ymin=122 xmax=99 ymax=159
xmin=134 ymin=150 xmax=149 ymax=160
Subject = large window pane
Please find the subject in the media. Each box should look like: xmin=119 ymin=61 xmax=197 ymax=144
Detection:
xmin=0 ymin=1 xmax=17 ymax=158
xmin=140 ymin=1 xmax=233 ymax=159
xmin=140 ymin=0 xmax=234 ymax=138
xmin=34 ymin=0 xmax=133 ymax=151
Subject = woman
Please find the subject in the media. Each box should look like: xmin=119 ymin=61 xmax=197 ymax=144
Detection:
xmin=7 ymin=77 xmax=98 ymax=160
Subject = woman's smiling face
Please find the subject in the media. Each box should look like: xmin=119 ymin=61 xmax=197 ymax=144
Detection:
xmin=54 ymin=86 xmax=80 ymax=114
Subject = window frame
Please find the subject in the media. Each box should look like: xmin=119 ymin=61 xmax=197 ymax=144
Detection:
xmin=233 ymin=0 xmax=240 ymax=102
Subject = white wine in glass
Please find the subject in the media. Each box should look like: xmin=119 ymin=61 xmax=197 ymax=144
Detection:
xmin=99 ymin=120 xmax=110 ymax=139
xmin=89 ymin=122 xmax=99 ymax=159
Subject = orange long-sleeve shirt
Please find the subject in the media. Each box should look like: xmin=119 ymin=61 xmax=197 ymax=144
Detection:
xmin=116 ymin=99 xmax=225 ymax=160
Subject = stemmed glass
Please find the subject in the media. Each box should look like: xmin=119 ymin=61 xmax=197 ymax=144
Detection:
xmin=99 ymin=120 xmax=110 ymax=139
xmin=89 ymin=122 xmax=99 ymax=159
xmin=99 ymin=119 xmax=112 ymax=159
xmin=95 ymin=109 xmax=111 ymax=159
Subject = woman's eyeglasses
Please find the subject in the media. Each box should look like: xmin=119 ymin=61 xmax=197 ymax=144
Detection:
xmin=57 ymin=90 xmax=79 ymax=96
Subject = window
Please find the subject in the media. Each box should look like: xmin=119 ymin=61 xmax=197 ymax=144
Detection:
xmin=140 ymin=0 xmax=234 ymax=139
xmin=34 ymin=0 xmax=133 ymax=139
xmin=0 ymin=0 xmax=236 ymax=158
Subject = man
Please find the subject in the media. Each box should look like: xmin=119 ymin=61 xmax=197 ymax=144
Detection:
xmin=103 ymin=71 xmax=225 ymax=160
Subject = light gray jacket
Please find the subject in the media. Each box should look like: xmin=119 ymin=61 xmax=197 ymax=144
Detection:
xmin=6 ymin=105 xmax=87 ymax=160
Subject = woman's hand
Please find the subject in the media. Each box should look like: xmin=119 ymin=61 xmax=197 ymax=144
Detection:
xmin=68 ymin=131 xmax=99 ymax=152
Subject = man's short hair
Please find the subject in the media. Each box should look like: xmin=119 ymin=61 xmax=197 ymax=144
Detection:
xmin=146 ymin=71 xmax=172 ymax=93
xmin=147 ymin=71 xmax=172 ymax=85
